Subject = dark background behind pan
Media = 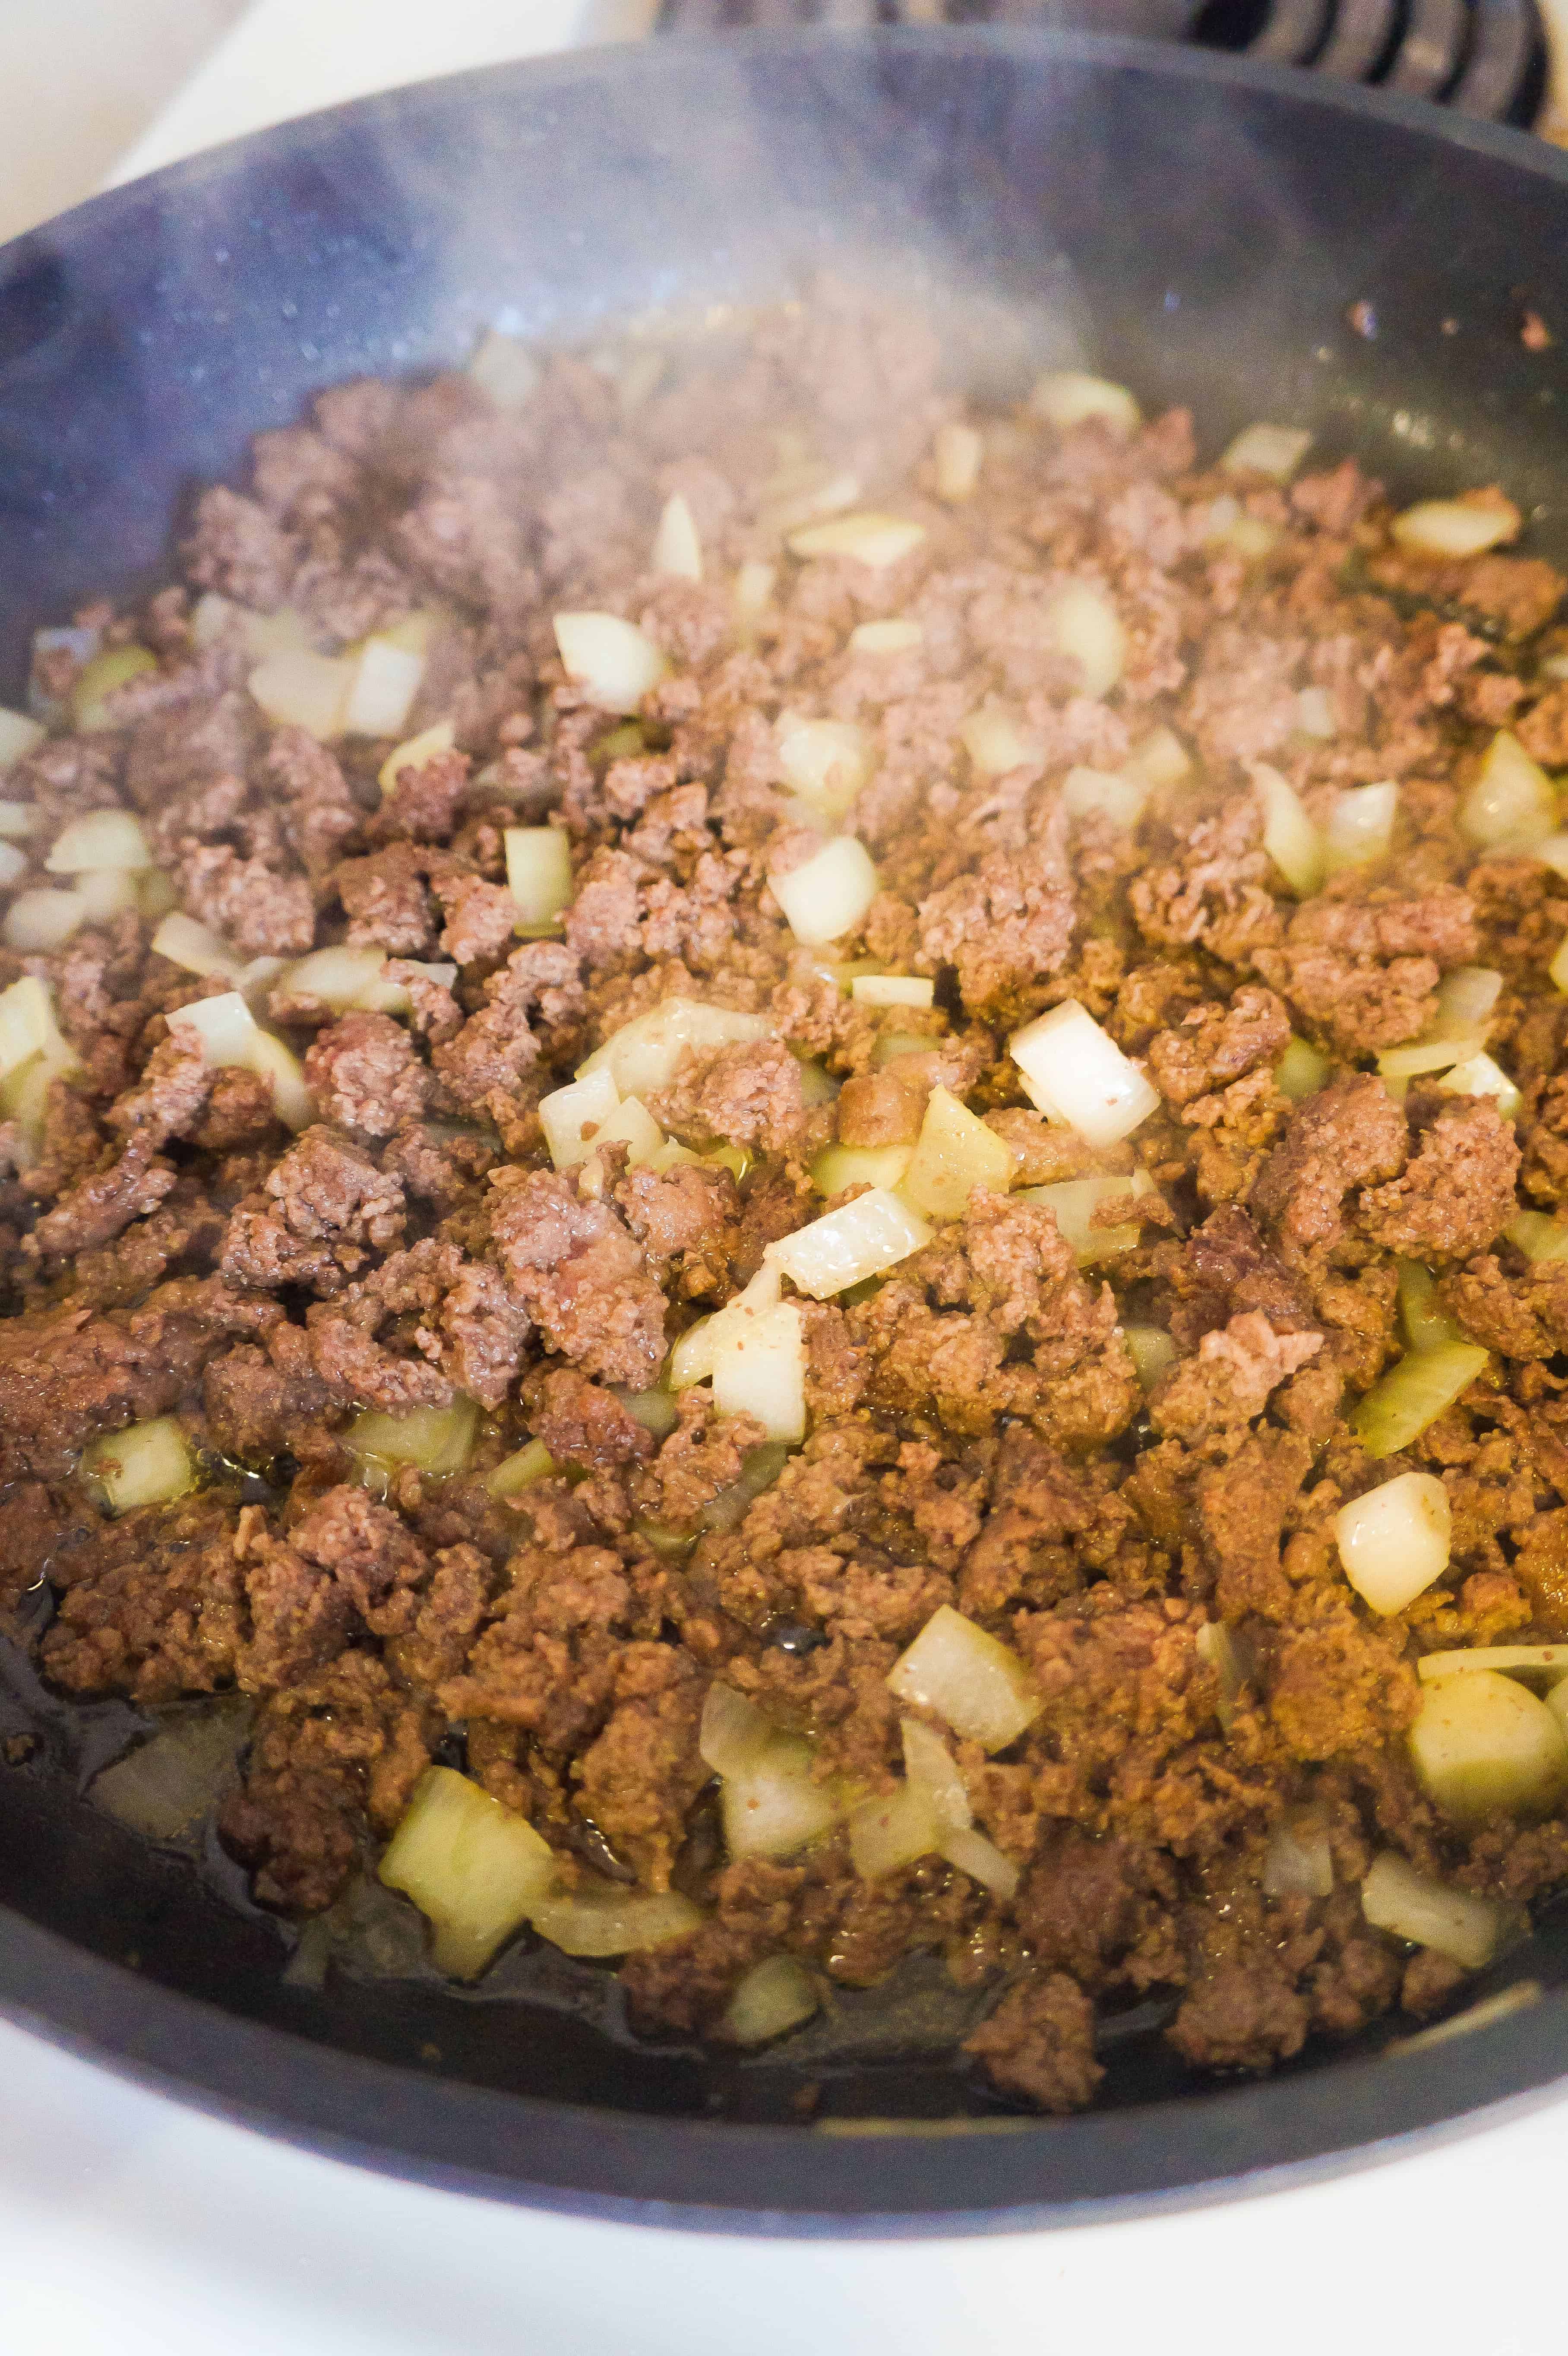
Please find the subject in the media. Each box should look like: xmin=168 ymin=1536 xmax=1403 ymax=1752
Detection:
xmin=3 ymin=25 xmax=1568 ymax=2226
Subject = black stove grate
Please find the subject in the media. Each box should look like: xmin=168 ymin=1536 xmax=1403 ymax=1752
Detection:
xmin=655 ymin=0 xmax=1548 ymax=125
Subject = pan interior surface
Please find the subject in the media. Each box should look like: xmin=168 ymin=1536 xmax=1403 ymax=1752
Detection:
xmin=3 ymin=25 xmax=1568 ymax=2222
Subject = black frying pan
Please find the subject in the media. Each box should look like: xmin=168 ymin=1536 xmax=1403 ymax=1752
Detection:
xmin=4 ymin=24 xmax=1568 ymax=2232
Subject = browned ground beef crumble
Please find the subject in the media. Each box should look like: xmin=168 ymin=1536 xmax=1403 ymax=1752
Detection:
xmin=7 ymin=285 xmax=1568 ymax=2113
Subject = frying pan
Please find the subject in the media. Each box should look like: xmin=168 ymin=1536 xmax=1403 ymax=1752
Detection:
xmin=3 ymin=22 xmax=1568 ymax=2232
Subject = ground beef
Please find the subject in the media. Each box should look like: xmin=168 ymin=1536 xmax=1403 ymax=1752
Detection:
xmin=12 ymin=294 xmax=1568 ymax=2124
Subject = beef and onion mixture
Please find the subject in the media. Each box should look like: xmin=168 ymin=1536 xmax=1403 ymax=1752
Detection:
xmin=6 ymin=290 xmax=1568 ymax=2110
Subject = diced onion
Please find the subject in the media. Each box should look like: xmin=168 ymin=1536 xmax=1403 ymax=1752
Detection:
xmin=1460 ymin=731 xmax=1556 ymax=851
xmin=1436 ymin=966 xmax=1504 ymax=1040
xmin=72 ymin=645 xmax=157 ymax=731
xmin=1009 ymin=998 xmax=1159 ymax=1150
xmin=1122 ymin=725 xmax=1192 ymax=792
xmin=933 ymin=421 xmax=983 ymax=503
xmin=1550 ymin=930 xmax=1568 ymax=996
xmin=4 ymin=888 xmax=85 ymax=951
xmin=80 ymin=1416 xmax=195 ymax=1514
xmin=74 ymin=869 xmax=139 ymax=923
xmin=1377 ymin=1034 xmax=1484 ymax=1083
xmin=468 ymin=328 xmax=540 ymax=411
xmin=529 ymin=1883 xmax=704 ymax=1960
xmin=756 ymin=459 xmax=861 ymax=538
xmin=873 ymin=1031 xmax=930 ymax=1068
xmin=1294 ymin=686 xmax=1337 ymax=741
xmin=1263 ymin=1819 xmax=1334 ymax=1899
xmin=486 ymin=1438 xmax=556 ymax=1498
xmin=722 ymin=1954 xmax=819 ymax=2045
xmin=1397 ymin=1260 xmax=1465 ymax=1353
xmin=776 ymin=716 xmax=872 ymax=820
xmin=733 ymin=560 xmax=777 ymax=636
xmin=768 ymin=836 xmax=879 ymax=946
xmin=1061 ymin=766 xmax=1146 ymax=830
xmin=886 ymin=1604 xmax=1040 ymax=1753
xmin=0 ymin=707 xmax=44 ymax=773
xmin=348 ymin=1398 xmax=477 ymax=1479
xmin=651 ymin=493 xmax=702 ymax=583
xmin=847 ymin=618 xmax=923 ymax=656
xmin=1393 ymin=499 xmax=1518 ymax=559
xmin=1361 ymin=1852 xmax=1504 ymax=1968
xmin=91 ymin=1702 xmax=249 ymax=1841
xmin=340 ymin=636 xmax=426 ymax=739
xmin=786 ymin=513 xmax=926 ymax=570
xmin=901 ymin=1716 xmax=972 ymax=1832
xmin=940 ymin=1825 xmax=1021 ymax=1898
xmin=960 ymin=701 xmax=1043 ymax=778
xmin=1221 ymin=423 xmax=1313 ymax=481
xmin=1437 ymin=1052 xmax=1521 ymax=1119
xmin=540 ymin=1067 xmax=622 ymax=1171
xmin=1350 ymin=1343 xmax=1489 ymax=1459
xmin=505 ymin=826 xmax=573 ymax=928
xmin=553 ymin=612 xmax=668 ymax=714
xmin=0 ymin=801 xmax=38 ymax=839
xmin=711 ymin=1297 xmax=806 ymax=1444
xmin=700 ymin=1682 xmax=774 ymax=1780
xmin=1536 ymin=833 xmax=1568 ymax=880
xmin=152 ymin=912 xmax=245 ymax=982
xmin=580 ymin=997 xmax=769 ymax=1100
xmin=245 ymin=1031 xmax=313 ymax=1131
xmin=1030 ymin=370 xmax=1141 ymax=434
xmin=1508 ymin=1210 xmax=1568 ymax=1263
xmin=1020 ymin=1169 xmax=1158 ymax=1267
xmin=1334 ymin=1470 xmax=1451 ymax=1616
xmin=1275 ymin=1036 xmax=1331 ymax=1100
xmin=1324 ymin=781 xmax=1397 ymax=874
xmin=850 ymin=973 xmax=933 ymax=1010
xmin=1409 ymin=1670 xmax=1568 ymax=1825
xmin=0 ymin=1051 xmax=70 ymax=1158
xmin=669 ymin=1264 xmax=779 ymax=1390
xmin=248 ymin=649 xmax=350 ymax=740
xmin=1046 ymin=581 xmax=1125 ymax=700
xmin=767 ymin=1187 xmax=932 ymax=1300
xmin=1251 ymin=761 xmax=1326 ymax=896
xmin=848 ymin=1781 xmax=941 ymax=1880
xmin=1197 ymin=1619 xmax=1250 ymax=1732
xmin=897 ymin=1086 xmax=1015 ymax=1223
xmin=0 ymin=975 xmax=75 ymax=1086
xmin=1419 ymin=1644 xmax=1568 ymax=1683
xmin=722 ymin=1729 xmax=840 ymax=1861
xmin=44 ymin=809 xmax=152 ymax=875
xmin=1123 ymin=1323 xmax=1176 ymax=1390
xmin=170 ymin=989 xmax=260 ymax=1066
xmin=809 ymin=1142 xmax=915 ymax=1198
xmin=379 ymin=719 xmax=455 ymax=798
xmin=379 ymin=1765 xmax=557 ymax=1978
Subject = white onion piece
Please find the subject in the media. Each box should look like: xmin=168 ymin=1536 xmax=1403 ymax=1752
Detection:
xmin=847 ymin=618 xmax=922 ymax=655
xmin=468 ymin=328 xmax=540 ymax=411
xmin=651 ymin=493 xmax=703 ymax=583
xmin=1122 ymin=725 xmax=1192 ymax=791
xmin=540 ymin=1066 xmax=622 ymax=1171
xmin=886 ymin=1605 xmax=1040 ymax=1752
xmin=1437 ymin=1052 xmax=1521 ymax=1118
xmin=1435 ymin=965 xmax=1503 ymax=1038
xmin=850 ymin=974 xmax=933 ymax=1010
xmin=1030 ymin=370 xmax=1140 ymax=434
xmin=0 ymin=801 xmax=38 ymax=839
xmin=1123 ymin=1323 xmax=1176 ymax=1390
xmin=848 ymin=1781 xmax=941 ymax=1881
xmin=669 ymin=1264 xmax=781 ymax=1391
xmin=1221 ymin=422 xmax=1313 ymax=481
xmin=274 ymin=944 xmax=403 ymax=1013
xmin=379 ymin=1765 xmax=557 ymax=1979
xmin=722 ymin=1955 xmax=818 ymax=2045
xmin=768 ymin=836 xmax=878 ymax=945
xmin=786 ymin=513 xmax=926 ymax=570
xmin=91 ymin=1703 xmax=249 ymax=1840
xmin=897 ymin=1085 xmax=1015 ymax=1223
xmin=553 ymin=612 xmax=668 ymax=714
xmin=940 ymin=1824 xmax=1021 ymax=1899
xmin=531 ymin=1885 xmax=705 ymax=1960
xmin=248 ymin=648 xmax=350 ymax=739
xmin=1377 ymin=1033 xmax=1484 ymax=1082
xmin=733 ymin=561 xmax=777 ymax=638
xmin=1061 ymin=765 xmax=1146 ymax=830
xmin=1418 ymin=1644 xmax=1568 ymax=1682
xmin=721 ymin=1732 xmax=839 ymax=1861
xmin=933 ymin=421 xmax=983 ymax=503
xmin=767 ymin=1188 xmax=932 ymax=1300
xmin=1324 ymin=781 xmax=1397 ymax=874
xmin=1361 ymin=1852 xmax=1505 ymax=1969
xmin=169 ymin=989 xmax=259 ymax=1066
xmin=0 ymin=975 xmax=73 ymax=1085
xmin=348 ymin=1399 xmax=477 ymax=1479
xmin=1536 ymin=833 xmax=1568 ymax=881
xmin=1019 ymin=1170 xmax=1158 ymax=1267
xmin=1251 ymin=762 xmax=1326 ymax=896
xmin=1409 ymin=1670 xmax=1568 ymax=1826
xmin=700 ymin=1682 xmax=774 ymax=1780
xmin=1263 ymin=1820 xmax=1334 ymax=1900
xmin=505 ymin=826 xmax=573 ymax=928
xmin=1461 ymin=730 xmax=1556 ymax=850
xmin=1393 ymin=499 xmax=1517 ymax=558
xmin=776 ymin=716 xmax=872 ymax=819
xmin=1295 ymin=686 xmax=1337 ymax=740
xmin=4 ymin=888 xmax=85 ymax=951
xmin=0 ymin=706 xmax=44 ymax=773
xmin=73 ymin=869 xmax=137 ymax=923
xmin=810 ymin=1141 xmax=914 ymax=1198
xmin=80 ymin=1415 xmax=195 ymax=1513
xmin=580 ymin=997 xmax=769 ymax=1098
xmin=901 ymin=1716 xmax=971 ymax=1831
xmin=486 ymin=1438 xmax=556 ymax=1499
xmin=1046 ymin=582 xmax=1125 ymax=700
xmin=379 ymin=719 xmax=455 ymax=797
xmin=1509 ymin=1210 xmax=1568 ymax=1263
xmin=711 ymin=1298 xmax=806 ymax=1443
xmin=1334 ymin=1471 xmax=1451 ymax=1616
xmin=1197 ymin=1620 xmax=1250 ymax=1732
xmin=152 ymin=912 xmax=244 ymax=982
xmin=960 ymin=702 xmax=1043 ymax=778
xmin=1009 ymin=998 xmax=1159 ymax=1149
xmin=340 ymin=636 xmax=425 ymax=738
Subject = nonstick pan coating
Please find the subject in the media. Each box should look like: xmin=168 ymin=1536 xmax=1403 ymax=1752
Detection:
xmin=3 ymin=26 xmax=1568 ymax=2228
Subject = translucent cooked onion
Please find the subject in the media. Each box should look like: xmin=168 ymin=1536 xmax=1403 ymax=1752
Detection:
xmin=755 ymin=460 xmax=861 ymax=539
xmin=1393 ymin=498 xmax=1518 ymax=559
xmin=900 ymin=1716 xmax=971 ymax=1833
xmin=1019 ymin=1170 xmax=1158 ymax=1267
xmin=340 ymin=635 xmax=426 ymax=738
xmin=809 ymin=1142 xmax=915 ymax=1198
xmin=0 ymin=800 xmax=39 ymax=839
xmin=1397 ymin=1260 xmax=1465 ymax=1353
xmin=776 ymin=716 xmax=872 ymax=820
xmin=530 ymin=1884 xmax=704 ymax=1960
xmin=768 ymin=836 xmax=879 ymax=945
xmin=151 ymin=912 xmax=245 ymax=983
xmin=940 ymin=1825 xmax=1020 ymax=1899
xmin=553 ymin=612 xmax=668 ymax=713
xmin=1323 ymin=781 xmax=1397 ymax=874
xmin=710 ymin=1297 xmax=806 ymax=1444
xmin=1275 ymin=1036 xmax=1332 ymax=1100
xmin=848 ymin=1780 xmax=941 ymax=1880
xmin=1460 ymin=730 xmax=1557 ymax=850
xmin=849 ymin=617 xmax=922 ymax=655
xmin=378 ymin=719 xmax=455 ymax=798
xmin=74 ymin=869 xmax=140 ymax=923
xmin=1030 ymin=370 xmax=1141 ymax=434
xmin=0 ymin=842 xmax=27 ymax=890
xmin=248 ymin=648 xmax=350 ymax=739
xmin=0 ymin=706 xmax=45 ymax=773
xmin=170 ymin=989 xmax=261 ymax=1066
xmin=932 ymin=421 xmax=983 ymax=503
xmin=1123 ymin=1323 xmax=1176 ymax=1390
xmin=539 ymin=1067 xmax=623 ymax=1171
xmin=45 ymin=808 xmax=151 ymax=874
xmin=1418 ymin=1644 xmax=1568 ymax=1683
xmin=1294 ymin=686 xmax=1337 ymax=740
xmin=1436 ymin=1052 xmax=1521 ymax=1119
xmin=1045 ymin=581 xmax=1125 ymax=700
xmin=766 ymin=1188 xmax=932 ymax=1299
xmin=486 ymin=1438 xmax=556 ymax=1498
xmin=4 ymin=887 xmax=85 ymax=952
xmin=733 ymin=560 xmax=778 ymax=639
xmin=246 ymin=1031 xmax=313 ymax=1131
xmin=1122 ymin=725 xmax=1192 ymax=791
xmin=960 ymin=701 xmax=1043 ymax=778
xmin=0 ymin=975 xmax=75 ymax=1086
xmin=1334 ymin=1471 xmax=1451 ymax=1616
xmin=1251 ymin=762 xmax=1326 ymax=896
xmin=722 ymin=1954 xmax=819 ymax=2045
xmin=1061 ymin=765 xmax=1147 ymax=830
xmin=580 ymin=997 xmax=769 ymax=1098
xmin=468 ymin=328 xmax=540 ymax=411
xmin=651 ymin=492 xmax=703 ymax=583
xmin=721 ymin=1729 xmax=840 ymax=1861
xmin=80 ymin=1416 xmax=196 ymax=1514
xmin=700 ymin=1681 xmax=774 ymax=1780
xmin=73 ymin=644 xmax=157 ymax=731
xmin=1508 ymin=1210 xmax=1568 ymax=1263
xmin=1262 ymin=1819 xmax=1334 ymax=1900
xmin=1377 ymin=1033 xmax=1484 ymax=1083
xmin=1410 ymin=1670 xmax=1568 ymax=1826
xmin=1361 ymin=1851 xmax=1505 ymax=1969
xmin=850 ymin=973 xmax=932 ymax=1010
xmin=886 ymin=1605 xmax=1040 ymax=1752
xmin=897 ymin=1086 xmax=1015 ymax=1222
xmin=505 ymin=826 xmax=574 ymax=929
xmin=90 ymin=1701 xmax=251 ymax=1841
xmin=1196 ymin=1619 xmax=1250 ymax=1732
xmin=348 ymin=1399 xmax=477 ymax=1479
xmin=786 ymin=512 xmax=926 ymax=570
xmin=379 ymin=1764 xmax=557 ymax=1979
xmin=1351 ymin=1343 xmax=1489 ymax=1459
xmin=1009 ymin=998 xmax=1159 ymax=1150
xmin=1221 ymin=422 xmax=1313 ymax=480
xmin=1435 ymin=966 xmax=1504 ymax=1040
